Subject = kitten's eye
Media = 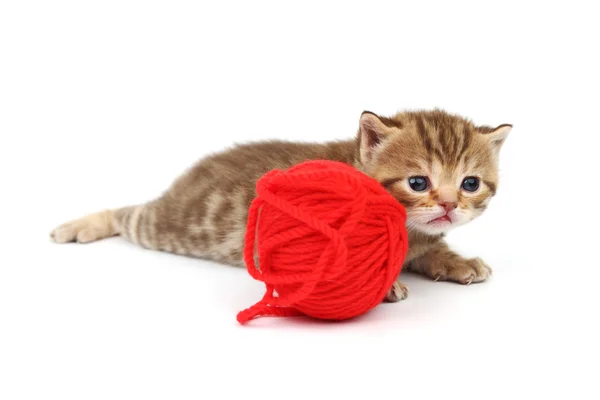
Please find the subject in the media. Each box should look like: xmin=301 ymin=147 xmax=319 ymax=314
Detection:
xmin=408 ymin=176 xmax=429 ymax=192
xmin=461 ymin=177 xmax=480 ymax=192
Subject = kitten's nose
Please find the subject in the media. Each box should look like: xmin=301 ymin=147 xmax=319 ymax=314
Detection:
xmin=439 ymin=201 xmax=457 ymax=213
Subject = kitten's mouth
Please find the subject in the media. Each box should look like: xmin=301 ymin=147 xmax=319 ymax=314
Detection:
xmin=428 ymin=214 xmax=452 ymax=224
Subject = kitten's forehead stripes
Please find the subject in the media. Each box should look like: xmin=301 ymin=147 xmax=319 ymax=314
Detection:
xmin=415 ymin=116 xmax=435 ymax=163
xmin=411 ymin=112 xmax=474 ymax=169
xmin=459 ymin=124 xmax=472 ymax=163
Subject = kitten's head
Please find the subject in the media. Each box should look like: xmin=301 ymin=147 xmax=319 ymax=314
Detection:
xmin=354 ymin=109 xmax=511 ymax=236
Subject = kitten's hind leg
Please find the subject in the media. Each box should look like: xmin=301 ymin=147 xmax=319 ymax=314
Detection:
xmin=50 ymin=206 xmax=140 ymax=245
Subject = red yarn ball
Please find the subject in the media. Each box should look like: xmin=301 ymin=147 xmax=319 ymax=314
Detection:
xmin=236 ymin=160 xmax=409 ymax=324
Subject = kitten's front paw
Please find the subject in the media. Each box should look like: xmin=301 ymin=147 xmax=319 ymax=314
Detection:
xmin=384 ymin=280 xmax=409 ymax=302
xmin=426 ymin=257 xmax=492 ymax=285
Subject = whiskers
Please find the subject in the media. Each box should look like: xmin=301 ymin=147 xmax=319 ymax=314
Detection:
xmin=405 ymin=218 xmax=421 ymax=232
xmin=405 ymin=207 xmax=443 ymax=233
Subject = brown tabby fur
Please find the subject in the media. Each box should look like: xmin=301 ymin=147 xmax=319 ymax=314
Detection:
xmin=50 ymin=108 xmax=511 ymax=302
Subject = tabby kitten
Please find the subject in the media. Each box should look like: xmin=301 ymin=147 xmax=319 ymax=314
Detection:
xmin=50 ymin=109 xmax=511 ymax=302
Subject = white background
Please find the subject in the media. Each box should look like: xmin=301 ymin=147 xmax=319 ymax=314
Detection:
xmin=1 ymin=1 xmax=599 ymax=399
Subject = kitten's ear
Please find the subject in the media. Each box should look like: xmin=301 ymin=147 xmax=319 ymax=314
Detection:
xmin=358 ymin=111 xmax=394 ymax=164
xmin=481 ymin=124 xmax=512 ymax=154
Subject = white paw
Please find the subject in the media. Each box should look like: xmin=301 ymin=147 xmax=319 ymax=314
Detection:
xmin=385 ymin=280 xmax=409 ymax=302
xmin=50 ymin=211 xmax=114 ymax=244
xmin=429 ymin=257 xmax=492 ymax=285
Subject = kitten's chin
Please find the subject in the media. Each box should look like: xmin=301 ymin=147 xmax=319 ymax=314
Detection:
xmin=407 ymin=215 xmax=461 ymax=236
xmin=410 ymin=222 xmax=453 ymax=236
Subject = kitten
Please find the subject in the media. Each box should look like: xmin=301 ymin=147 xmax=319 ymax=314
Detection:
xmin=50 ymin=109 xmax=511 ymax=302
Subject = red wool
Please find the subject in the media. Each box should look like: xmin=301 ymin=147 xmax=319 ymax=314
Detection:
xmin=236 ymin=160 xmax=409 ymax=324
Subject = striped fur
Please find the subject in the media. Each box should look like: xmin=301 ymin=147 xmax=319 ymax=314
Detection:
xmin=50 ymin=108 xmax=511 ymax=300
